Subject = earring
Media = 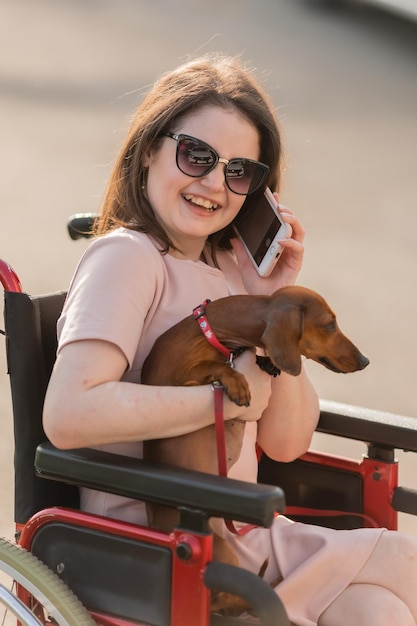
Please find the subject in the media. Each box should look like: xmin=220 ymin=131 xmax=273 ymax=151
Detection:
xmin=140 ymin=167 xmax=148 ymax=191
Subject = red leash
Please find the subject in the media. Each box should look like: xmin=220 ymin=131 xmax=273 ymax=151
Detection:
xmin=284 ymin=506 xmax=379 ymax=528
xmin=212 ymin=382 xmax=229 ymax=478
xmin=194 ymin=301 xmax=255 ymax=535
xmin=212 ymin=382 xmax=256 ymax=536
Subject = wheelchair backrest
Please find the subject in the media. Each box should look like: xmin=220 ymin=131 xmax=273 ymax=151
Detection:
xmin=4 ymin=290 xmax=79 ymax=525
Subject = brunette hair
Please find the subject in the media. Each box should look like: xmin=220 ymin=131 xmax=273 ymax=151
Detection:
xmin=95 ymin=53 xmax=284 ymax=253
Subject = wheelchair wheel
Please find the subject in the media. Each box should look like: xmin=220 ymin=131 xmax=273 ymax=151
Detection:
xmin=0 ymin=537 xmax=94 ymax=626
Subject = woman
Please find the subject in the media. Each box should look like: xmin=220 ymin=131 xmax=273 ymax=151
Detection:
xmin=43 ymin=54 xmax=417 ymax=625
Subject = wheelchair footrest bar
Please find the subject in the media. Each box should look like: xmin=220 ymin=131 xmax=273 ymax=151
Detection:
xmin=204 ymin=561 xmax=290 ymax=626
xmin=35 ymin=442 xmax=285 ymax=527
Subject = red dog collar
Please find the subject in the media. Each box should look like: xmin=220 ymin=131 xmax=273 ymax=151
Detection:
xmin=193 ymin=300 xmax=233 ymax=361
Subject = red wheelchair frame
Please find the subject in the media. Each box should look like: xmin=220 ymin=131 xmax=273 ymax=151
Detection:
xmin=2 ymin=228 xmax=417 ymax=625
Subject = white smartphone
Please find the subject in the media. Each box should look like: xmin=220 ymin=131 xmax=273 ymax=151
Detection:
xmin=233 ymin=187 xmax=291 ymax=277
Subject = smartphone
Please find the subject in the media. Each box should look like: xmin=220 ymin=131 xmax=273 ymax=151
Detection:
xmin=233 ymin=187 xmax=291 ymax=277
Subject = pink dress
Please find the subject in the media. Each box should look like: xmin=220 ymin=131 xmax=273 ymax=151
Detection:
xmin=57 ymin=228 xmax=385 ymax=626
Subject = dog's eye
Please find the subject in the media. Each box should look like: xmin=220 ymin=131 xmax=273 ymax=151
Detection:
xmin=326 ymin=320 xmax=337 ymax=334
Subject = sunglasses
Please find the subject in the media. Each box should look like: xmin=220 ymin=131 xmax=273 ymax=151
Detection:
xmin=164 ymin=132 xmax=270 ymax=196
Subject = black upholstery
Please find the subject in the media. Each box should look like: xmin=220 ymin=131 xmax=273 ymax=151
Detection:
xmin=31 ymin=521 xmax=172 ymax=626
xmin=4 ymin=290 xmax=79 ymax=524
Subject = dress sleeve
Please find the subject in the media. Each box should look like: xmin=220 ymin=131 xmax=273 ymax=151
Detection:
xmin=57 ymin=231 xmax=164 ymax=369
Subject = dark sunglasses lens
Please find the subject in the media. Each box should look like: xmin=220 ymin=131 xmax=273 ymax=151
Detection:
xmin=177 ymin=137 xmax=216 ymax=177
xmin=226 ymin=160 xmax=268 ymax=195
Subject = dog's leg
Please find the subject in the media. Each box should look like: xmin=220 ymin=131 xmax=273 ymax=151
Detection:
xmin=210 ymin=533 xmax=252 ymax=614
xmin=183 ymin=360 xmax=251 ymax=406
xmin=210 ymin=536 xmax=278 ymax=615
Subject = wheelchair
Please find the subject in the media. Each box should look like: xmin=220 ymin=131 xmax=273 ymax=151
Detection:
xmin=1 ymin=215 xmax=417 ymax=626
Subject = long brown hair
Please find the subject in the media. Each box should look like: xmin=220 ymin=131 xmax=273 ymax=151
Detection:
xmin=95 ymin=53 xmax=284 ymax=254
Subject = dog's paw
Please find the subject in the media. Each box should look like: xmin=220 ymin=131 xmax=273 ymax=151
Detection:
xmin=223 ymin=381 xmax=251 ymax=407
xmin=256 ymin=355 xmax=281 ymax=377
xmin=225 ymin=388 xmax=250 ymax=407
xmin=213 ymin=369 xmax=251 ymax=406
xmin=211 ymin=590 xmax=252 ymax=615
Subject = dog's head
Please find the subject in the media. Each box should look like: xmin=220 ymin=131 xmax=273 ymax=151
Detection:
xmin=261 ymin=286 xmax=369 ymax=376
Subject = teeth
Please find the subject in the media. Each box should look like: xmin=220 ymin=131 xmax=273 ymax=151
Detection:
xmin=184 ymin=194 xmax=218 ymax=211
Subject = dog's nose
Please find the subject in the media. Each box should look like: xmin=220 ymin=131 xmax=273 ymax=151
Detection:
xmin=358 ymin=354 xmax=370 ymax=370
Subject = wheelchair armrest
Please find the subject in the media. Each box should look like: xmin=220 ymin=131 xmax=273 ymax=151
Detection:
xmin=318 ymin=399 xmax=417 ymax=452
xmin=35 ymin=442 xmax=285 ymax=527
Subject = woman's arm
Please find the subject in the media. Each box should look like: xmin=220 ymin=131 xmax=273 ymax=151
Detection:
xmin=231 ymin=203 xmax=319 ymax=460
xmin=43 ymin=340 xmax=272 ymax=449
xmin=256 ymin=367 xmax=320 ymax=462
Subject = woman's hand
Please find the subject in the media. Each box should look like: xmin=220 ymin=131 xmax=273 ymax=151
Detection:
xmin=231 ymin=196 xmax=305 ymax=296
xmin=223 ymin=350 xmax=272 ymax=422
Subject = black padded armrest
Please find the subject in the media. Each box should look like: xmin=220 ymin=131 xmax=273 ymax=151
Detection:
xmin=318 ymin=399 xmax=417 ymax=452
xmin=35 ymin=442 xmax=285 ymax=527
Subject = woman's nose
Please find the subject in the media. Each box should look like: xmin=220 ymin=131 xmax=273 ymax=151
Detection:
xmin=200 ymin=162 xmax=226 ymax=192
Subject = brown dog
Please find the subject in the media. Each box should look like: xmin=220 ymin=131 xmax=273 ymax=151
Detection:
xmin=141 ymin=285 xmax=369 ymax=611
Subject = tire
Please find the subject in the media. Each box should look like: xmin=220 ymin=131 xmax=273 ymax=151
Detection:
xmin=0 ymin=537 xmax=95 ymax=626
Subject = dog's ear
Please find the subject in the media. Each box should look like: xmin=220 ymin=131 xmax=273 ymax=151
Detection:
xmin=261 ymin=305 xmax=302 ymax=376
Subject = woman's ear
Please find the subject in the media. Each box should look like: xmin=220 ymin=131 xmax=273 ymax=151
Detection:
xmin=142 ymin=151 xmax=152 ymax=168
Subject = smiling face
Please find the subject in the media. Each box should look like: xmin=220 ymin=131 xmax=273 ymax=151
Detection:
xmin=144 ymin=105 xmax=261 ymax=260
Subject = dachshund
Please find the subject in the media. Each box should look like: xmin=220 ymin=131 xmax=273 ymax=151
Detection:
xmin=141 ymin=285 xmax=369 ymax=612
